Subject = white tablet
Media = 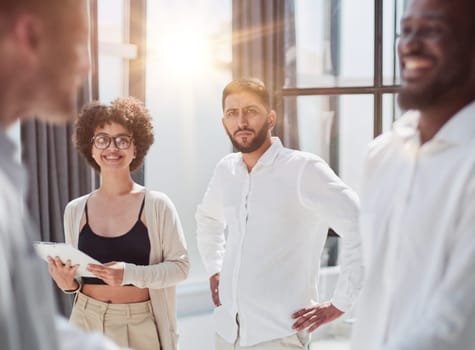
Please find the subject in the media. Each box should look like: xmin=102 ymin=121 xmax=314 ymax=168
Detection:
xmin=33 ymin=241 xmax=100 ymax=278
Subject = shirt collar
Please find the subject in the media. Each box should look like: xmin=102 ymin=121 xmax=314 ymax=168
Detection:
xmin=394 ymin=99 xmax=475 ymax=146
xmin=0 ymin=126 xmax=28 ymax=194
xmin=0 ymin=127 xmax=18 ymax=161
xmin=435 ymin=100 xmax=475 ymax=145
xmin=393 ymin=110 xmax=420 ymax=141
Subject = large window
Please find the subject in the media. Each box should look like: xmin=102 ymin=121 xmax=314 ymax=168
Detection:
xmin=287 ymin=94 xmax=374 ymax=192
xmin=282 ymin=0 xmax=405 ymax=194
xmin=145 ymin=0 xmax=233 ymax=285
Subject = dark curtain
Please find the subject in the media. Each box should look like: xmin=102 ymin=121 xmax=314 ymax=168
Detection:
xmin=232 ymin=0 xmax=299 ymax=149
xmin=129 ymin=0 xmax=147 ymax=185
xmin=21 ymin=0 xmax=99 ymax=315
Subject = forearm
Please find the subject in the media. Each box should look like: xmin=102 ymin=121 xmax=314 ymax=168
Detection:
xmin=331 ymin=220 xmax=364 ymax=311
xmin=122 ymin=255 xmax=189 ymax=289
xmin=299 ymin=158 xmax=363 ymax=309
xmin=197 ymin=234 xmax=225 ymax=276
xmin=196 ymin=208 xmax=226 ymax=275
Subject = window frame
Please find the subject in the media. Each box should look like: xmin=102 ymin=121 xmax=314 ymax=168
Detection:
xmin=280 ymin=0 xmax=400 ymax=138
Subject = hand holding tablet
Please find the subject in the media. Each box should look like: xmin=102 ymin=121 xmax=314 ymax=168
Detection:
xmin=33 ymin=242 xmax=100 ymax=278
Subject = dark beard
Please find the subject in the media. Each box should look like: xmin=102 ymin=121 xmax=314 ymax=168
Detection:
xmin=397 ymin=83 xmax=444 ymax=111
xmin=398 ymin=52 xmax=470 ymax=111
xmin=227 ymin=121 xmax=269 ymax=153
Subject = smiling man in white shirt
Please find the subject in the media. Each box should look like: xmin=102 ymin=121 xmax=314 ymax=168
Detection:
xmin=351 ymin=0 xmax=475 ymax=349
xmin=196 ymin=78 xmax=363 ymax=349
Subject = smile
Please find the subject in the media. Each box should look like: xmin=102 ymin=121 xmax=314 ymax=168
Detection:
xmin=103 ymin=154 xmax=122 ymax=161
xmin=402 ymin=57 xmax=434 ymax=80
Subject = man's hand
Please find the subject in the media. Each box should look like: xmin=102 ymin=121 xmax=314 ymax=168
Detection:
xmin=209 ymin=272 xmax=221 ymax=306
xmin=291 ymin=302 xmax=343 ymax=332
xmin=87 ymin=261 xmax=125 ymax=286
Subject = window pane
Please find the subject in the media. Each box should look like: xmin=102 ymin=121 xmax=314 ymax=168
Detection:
xmin=98 ymin=0 xmax=125 ymax=44
xmin=288 ymin=0 xmax=374 ymax=88
xmin=97 ymin=0 xmax=128 ymax=101
xmin=338 ymin=95 xmax=373 ymax=193
xmin=383 ymin=0 xmax=405 ymax=85
xmin=283 ymin=95 xmax=373 ymax=195
xmin=98 ymin=56 xmax=126 ymax=102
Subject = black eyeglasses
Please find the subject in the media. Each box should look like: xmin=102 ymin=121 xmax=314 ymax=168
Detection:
xmin=91 ymin=134 xmax=133 ymax=150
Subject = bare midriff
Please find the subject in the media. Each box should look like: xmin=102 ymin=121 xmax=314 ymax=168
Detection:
xmin=82 ymin=284 xmax=150 ymax=304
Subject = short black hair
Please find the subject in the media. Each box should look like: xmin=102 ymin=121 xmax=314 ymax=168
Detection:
xmin=222 ymin=78 xmax=271 ymax=111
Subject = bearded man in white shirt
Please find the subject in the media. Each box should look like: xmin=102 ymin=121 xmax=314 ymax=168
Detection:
xmin=351 ymin=0 xmax=475 ymax=349
xmin=196 ymin=78 xmax=363 ymax=349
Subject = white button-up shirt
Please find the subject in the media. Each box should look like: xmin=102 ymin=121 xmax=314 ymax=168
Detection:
xmin=351 ymin=101 xmax=475 ymax=350
xmin=0 ymin=128 xmax=59 ymax=350
xmin=196 ymin=137 xmax=362 ymax=346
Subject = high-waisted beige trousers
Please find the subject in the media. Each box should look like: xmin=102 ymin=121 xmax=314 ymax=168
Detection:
xmin=70 ymin=292 xmax=160 ymax=350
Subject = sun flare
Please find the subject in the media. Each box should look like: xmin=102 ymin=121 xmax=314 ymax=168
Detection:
xmin=150 ymin=27 xmax=211 ymax=77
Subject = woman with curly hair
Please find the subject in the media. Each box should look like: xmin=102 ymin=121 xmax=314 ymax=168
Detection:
xmin=47 ymin=97 xmax=189 ymax=350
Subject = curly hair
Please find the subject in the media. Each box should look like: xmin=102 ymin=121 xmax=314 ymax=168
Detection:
xmin=74 ymin=97 xmax=155 ymax=172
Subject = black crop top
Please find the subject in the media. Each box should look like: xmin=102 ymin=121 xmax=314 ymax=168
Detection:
xmin=79 ymin=196 xmax=151 ymax=285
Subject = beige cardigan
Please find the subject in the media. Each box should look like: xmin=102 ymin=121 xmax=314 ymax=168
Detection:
xmin=63 ymin=190 xmax=189 ymax=350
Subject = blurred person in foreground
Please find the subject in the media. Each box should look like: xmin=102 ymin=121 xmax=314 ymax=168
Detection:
xmin=48 ymin=97 xmax=189 ymax=350
xmin=0 ymin=0 xmax=127 ymax=349
xmin=351 ymin=0 xmax=475 ymax=349
xmin=196 ymin=78 xmax=363 ymax=349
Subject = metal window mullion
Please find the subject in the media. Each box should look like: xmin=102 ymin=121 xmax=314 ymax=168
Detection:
xmin=281 ymin=85 xmax=400 ymax=97
xmin=374 ymin=0 xmax=383 ymax=137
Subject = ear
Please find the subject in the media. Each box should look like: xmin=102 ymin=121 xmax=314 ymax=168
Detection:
xmin=6 ymin=14 xmax=43 ymax=65
xmin=267 ymin=110 xmax=277 ymax=130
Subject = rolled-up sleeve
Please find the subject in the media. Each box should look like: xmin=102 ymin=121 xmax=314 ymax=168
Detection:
xmin=299 ymin=158 xmax=364 ymax=311
xmin=196 ymin=163 xmax=227 ymax=277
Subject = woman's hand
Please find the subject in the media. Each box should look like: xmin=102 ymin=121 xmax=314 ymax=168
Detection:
xmin=87 ymin=261 xmax=125 ymax=286
xmin=47 ymin=256 xmax=80 ymax=291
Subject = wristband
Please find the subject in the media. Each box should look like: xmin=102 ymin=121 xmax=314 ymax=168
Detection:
xmin=61 ymin=280 xmax=81 ymax=294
